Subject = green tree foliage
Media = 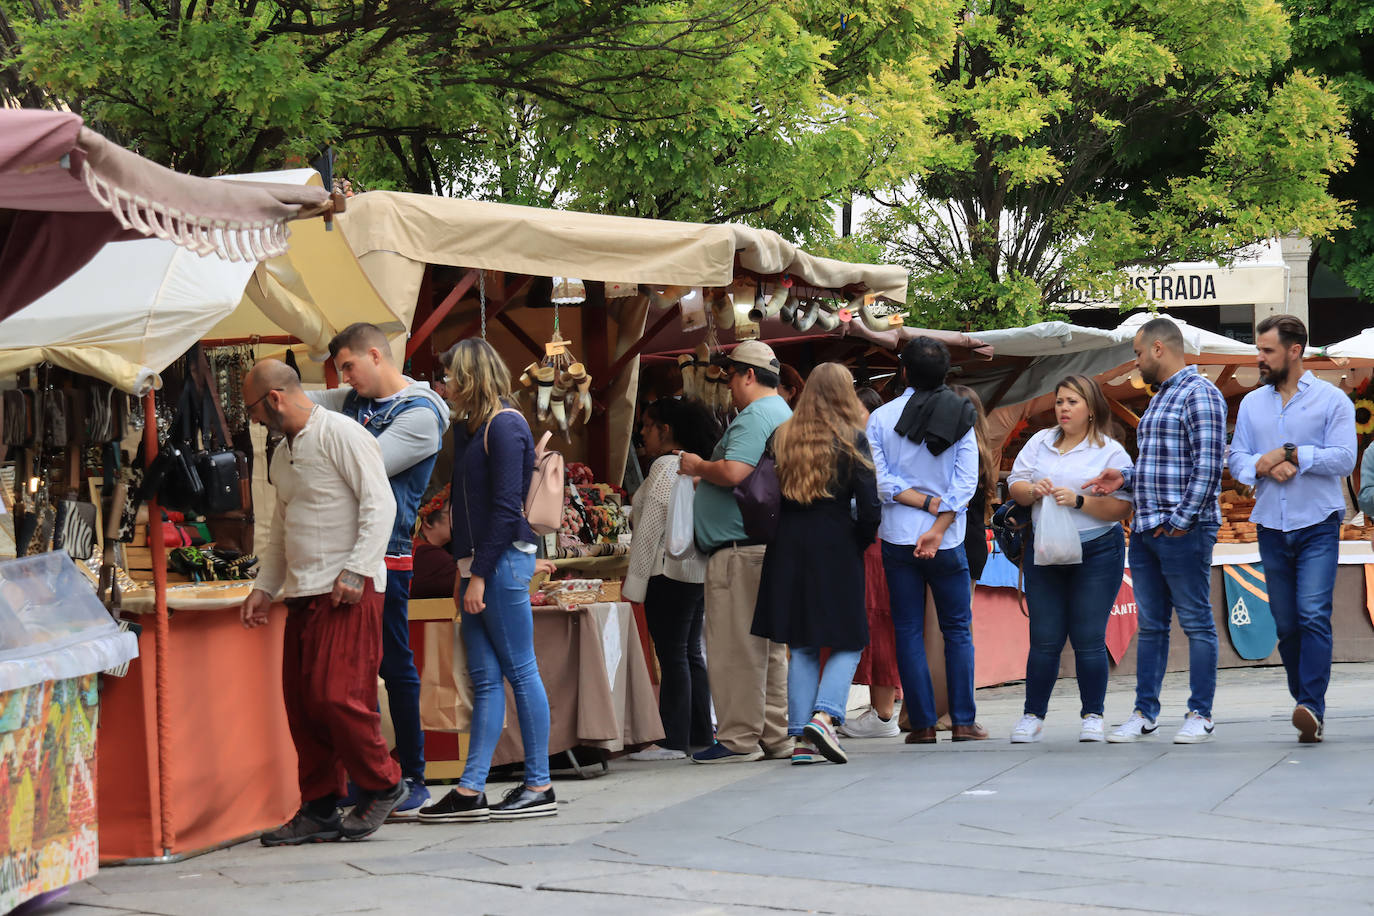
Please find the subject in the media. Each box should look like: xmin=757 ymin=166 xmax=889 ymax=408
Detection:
xmin=1285 ymin=0 xmax=1374 ymax=293
xmin=0 ymin=0 xmax=955 ymax=243
xmin=858 ymin=0 xmax=1354 ymax=330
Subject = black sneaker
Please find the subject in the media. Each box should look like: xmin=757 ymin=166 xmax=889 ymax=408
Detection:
xmin=260 ymin=808 xmax=342 ymax=846
xmin=416 ymin=789 xmax=490 ymax=823
xmin=490 ymin=785 xmax=558 ymax=820
xmin=340 ymin=780 xmax=408 ymax=840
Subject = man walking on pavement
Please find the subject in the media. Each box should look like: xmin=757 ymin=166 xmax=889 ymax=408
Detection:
xmin=1228 ymin=315 xmax=1355 ymax=743
xmin=310 ymin=323 xmax=450 ymax=816
xmin=867 ymin=337 xmax=986 ymax=743
xmin=678 ymin=340 xmax=792 ymax=763
xmin=1087 ymin=317 xmax=1226 ymax=744
xmin=240 ymin=359 xmax=406 ymax=844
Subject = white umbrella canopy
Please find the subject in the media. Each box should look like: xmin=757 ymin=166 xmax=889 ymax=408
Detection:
xmin=0 ymin=170 xmax=399 ymax=393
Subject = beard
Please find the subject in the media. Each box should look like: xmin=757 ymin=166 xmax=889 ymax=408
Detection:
xmin=1139 ymin=364 xmax=1160 ymax=387
xmin=1259 ymin=362 xmax=1289 ymax=387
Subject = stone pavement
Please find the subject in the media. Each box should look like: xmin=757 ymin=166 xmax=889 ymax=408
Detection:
xmin=60 ymin=664 xmax=1374 ymax=916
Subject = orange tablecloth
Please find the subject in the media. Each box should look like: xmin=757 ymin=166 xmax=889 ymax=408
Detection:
xmin=97 ymin=601 xmax=296 ymax=862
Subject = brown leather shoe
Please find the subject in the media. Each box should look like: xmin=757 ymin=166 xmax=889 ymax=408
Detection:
xmin=904 ymin=727 xmax=937 ymax=744
xmin=951 ymin=722 xmax=989 ymax=741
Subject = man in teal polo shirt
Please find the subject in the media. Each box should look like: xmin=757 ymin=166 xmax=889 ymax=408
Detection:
xmin=679 ymin=340 xmax=792 ymax=763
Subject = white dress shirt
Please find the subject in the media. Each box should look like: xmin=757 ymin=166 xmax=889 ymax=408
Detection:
xmin=1008 ymin=429 xmax=1133 ymax=534
xmin=1227 ymin=371 xmax=1356 ymax=531
xmin=867 ymin=389 xmax=979 ymax=550
xmin=255 ymin=406 xmax=396 ymax=599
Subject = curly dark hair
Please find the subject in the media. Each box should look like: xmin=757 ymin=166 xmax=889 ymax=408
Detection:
xmin=643 ymin=397 xmax=721 ymax=457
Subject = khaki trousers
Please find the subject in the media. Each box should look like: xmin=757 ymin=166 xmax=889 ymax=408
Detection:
xmin=704 ymin=545 xmax=789 ymax=755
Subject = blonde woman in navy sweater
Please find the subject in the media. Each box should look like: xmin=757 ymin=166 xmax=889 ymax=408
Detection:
xmin=419 ymin=339 xmax=554 ymax=824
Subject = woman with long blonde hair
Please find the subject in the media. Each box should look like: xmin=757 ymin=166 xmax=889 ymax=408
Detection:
xmin=419 ymin=338 xmax=555 ymax=824
xmin=750 ymin=363 xmax=881 ymax=765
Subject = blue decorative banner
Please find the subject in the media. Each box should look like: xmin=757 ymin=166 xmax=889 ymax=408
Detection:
xmin=1223 ymin=564 xmax=1278 ymax=661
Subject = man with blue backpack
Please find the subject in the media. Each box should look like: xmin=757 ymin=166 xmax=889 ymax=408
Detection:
xmin=310 ymin=322 xmax=451 ymax=817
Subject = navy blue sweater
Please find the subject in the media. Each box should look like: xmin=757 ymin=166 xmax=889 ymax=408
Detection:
xmin=450 ymin=409 xmax=536 ymax=579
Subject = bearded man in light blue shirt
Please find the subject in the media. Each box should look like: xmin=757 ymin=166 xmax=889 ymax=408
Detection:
xmin=1228 ymin=315 xmax=1356 ymax=744
xmin=868 ymin=337 xmax=984 ymax=743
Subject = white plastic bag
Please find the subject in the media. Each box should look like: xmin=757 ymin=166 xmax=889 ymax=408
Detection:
xmin=666 ymin=474 xmax=698 ymax=559
xmin=1034 ymin=499 xmax=1083 ymax=566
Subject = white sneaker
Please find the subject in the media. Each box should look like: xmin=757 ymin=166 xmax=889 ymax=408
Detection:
xmin=1010 ymin=714 xmax=1044 ymax=744
xmin=836 ymin=707 xmax=900 ymax=739
xmin=1106 ymin=710 xmax=1158 ymax=743
xmin=1079 ymin=714 xmax=1106 ymax=743
xmin=628 ymin=744 xmax=687 ymax=761
xmin=1173 ymin=711 xmax=1215 ymax=744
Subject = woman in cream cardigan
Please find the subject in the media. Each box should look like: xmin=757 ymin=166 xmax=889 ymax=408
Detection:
xmin=624 ymin=397 xmax=721 ymax=760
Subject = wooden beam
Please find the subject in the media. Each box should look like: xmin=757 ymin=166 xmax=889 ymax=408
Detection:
xmin=1214 ymin=364 xmax=1237 ymax=390
xmin=495 ymin=312 xmax=545 ymax=359
xmin=451 ymin=275 xmax=531 ymax=342
xmin=406 ymin=268 xmax=478 ymax=358
xmin=1107 ymin=396 xmax=1141 ymax=429
xmin=583 ymin=282 xmax=611 ymax=477
xmin=596 ymin=303 xmax=682 ymax=394
xmin=408 ymin=264 xmax=437 ymax=380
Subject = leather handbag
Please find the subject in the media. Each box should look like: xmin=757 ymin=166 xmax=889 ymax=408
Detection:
xmin=732 ymin=434 xmax=781 ymax=542
xmin=53 ymin=499 xmax=98 ymax=560
xmin=991 ymin=500 xmax=1033 ymax=566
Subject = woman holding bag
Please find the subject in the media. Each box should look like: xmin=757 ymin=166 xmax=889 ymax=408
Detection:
xmin=419 ymin=339 xmax=554 ymax=823
xmin=1007 ymin=375 xmax=1133 ymax=744
xmin=751 ymin=363 xmax=881 ymax=765
xmin=624 ymin=398 xmax=721 ymax=760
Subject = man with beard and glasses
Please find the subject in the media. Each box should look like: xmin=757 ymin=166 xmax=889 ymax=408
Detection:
xmin=239 ymin=359 xmax=406 ymax=845
xmin=1228 ymin=315 xmax=1355 ymax=743
xmin=1085 ymin=317 xmax=1226 ymax=745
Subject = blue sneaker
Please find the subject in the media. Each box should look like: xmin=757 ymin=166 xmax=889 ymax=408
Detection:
xmin=386 ymin=778 xmax=430 ymax=822
xmin=690 ymin=742 xmax=764 ymax=764
xmin=335 ymin=782 xmax=361 ymax=809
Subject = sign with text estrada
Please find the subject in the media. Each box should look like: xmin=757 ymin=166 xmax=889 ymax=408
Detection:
xmin=1057 ymin=265 xmax=1287 ymax=309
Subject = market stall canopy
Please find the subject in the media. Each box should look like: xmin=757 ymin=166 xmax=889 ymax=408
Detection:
xmin=959 ymin=313 xmax=1260 ymax=409
xmin=0 ymin=109 xmax=333 ymax=320
xmin=0 ymin=170 xmax=399 ymax=394
xmin=1321 ymin=328 xmax=1374 ymax=362
xmin=336 ymin=191 xmax=910 ymax=332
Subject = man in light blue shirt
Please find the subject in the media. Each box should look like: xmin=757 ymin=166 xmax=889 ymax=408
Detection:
xmin=1228 ymin=315 xmax=1356 ymax=743
xmin=868 ymin=337 xmax=983 ymax=742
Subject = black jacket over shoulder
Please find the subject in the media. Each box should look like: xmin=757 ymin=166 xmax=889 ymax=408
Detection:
xmin=751 ymin=434 xmax=881 ymax=651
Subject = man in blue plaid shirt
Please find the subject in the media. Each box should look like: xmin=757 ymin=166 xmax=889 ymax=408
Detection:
xmin=1086 ymin=317 xmax=1226 ymax=744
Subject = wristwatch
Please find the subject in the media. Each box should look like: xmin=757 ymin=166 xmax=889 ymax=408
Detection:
xmin=1074 ymin=494 xmax=1085 ymax=510
xmin=1283 ymin=442 xmax=1297 ymax=465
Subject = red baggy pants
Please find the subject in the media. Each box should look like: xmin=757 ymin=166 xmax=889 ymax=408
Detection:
xmin=283 ymin=581 xmax=401 ymax=801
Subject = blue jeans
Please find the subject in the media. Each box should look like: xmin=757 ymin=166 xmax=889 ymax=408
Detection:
xmin=787 ymin=647 xmax=863 ymax=735
xmin=1023 ymin=528 xmax=1125 ymax=718
xmin=458 ymin=547 xmax=550 ymax=790
xmin=1128 ymin=523 xmax=1219 ymax=721
xmin=880 ymin=541 xmax=976 ymax=729
xmin=380 ymin=567 xmax=425 ymax=781
xmin=1256 ymin=512 xmax=1341 ymax=720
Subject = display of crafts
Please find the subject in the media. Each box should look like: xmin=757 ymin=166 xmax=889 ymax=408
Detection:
xmin=553 ymin=462 xmax=629 ymax=559
xmin=531 ymin=577 xmax=614 ymax=609
xmin=515 ymin=329 xmax=593 ymax=440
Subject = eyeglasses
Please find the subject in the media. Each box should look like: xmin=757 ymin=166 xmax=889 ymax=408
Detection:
xmin=245 ymin=388 xmax=283 ymax=412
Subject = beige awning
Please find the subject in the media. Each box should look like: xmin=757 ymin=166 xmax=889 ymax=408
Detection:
xmin=336 ymin=191 xmax=909 ymax=331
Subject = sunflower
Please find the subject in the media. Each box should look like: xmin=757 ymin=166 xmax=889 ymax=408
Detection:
xmin=1355 ymin=399 xmax=1374 ymax=435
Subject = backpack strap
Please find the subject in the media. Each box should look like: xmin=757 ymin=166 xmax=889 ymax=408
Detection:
xmin=482 ymin=407 xmax=526 ymax=454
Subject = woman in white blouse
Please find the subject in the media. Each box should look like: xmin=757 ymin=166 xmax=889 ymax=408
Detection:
xmin=623 ymin=397 xmax=720 ymax=760
xmin=1007 ymin=375 xmax=1133 ymax=744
